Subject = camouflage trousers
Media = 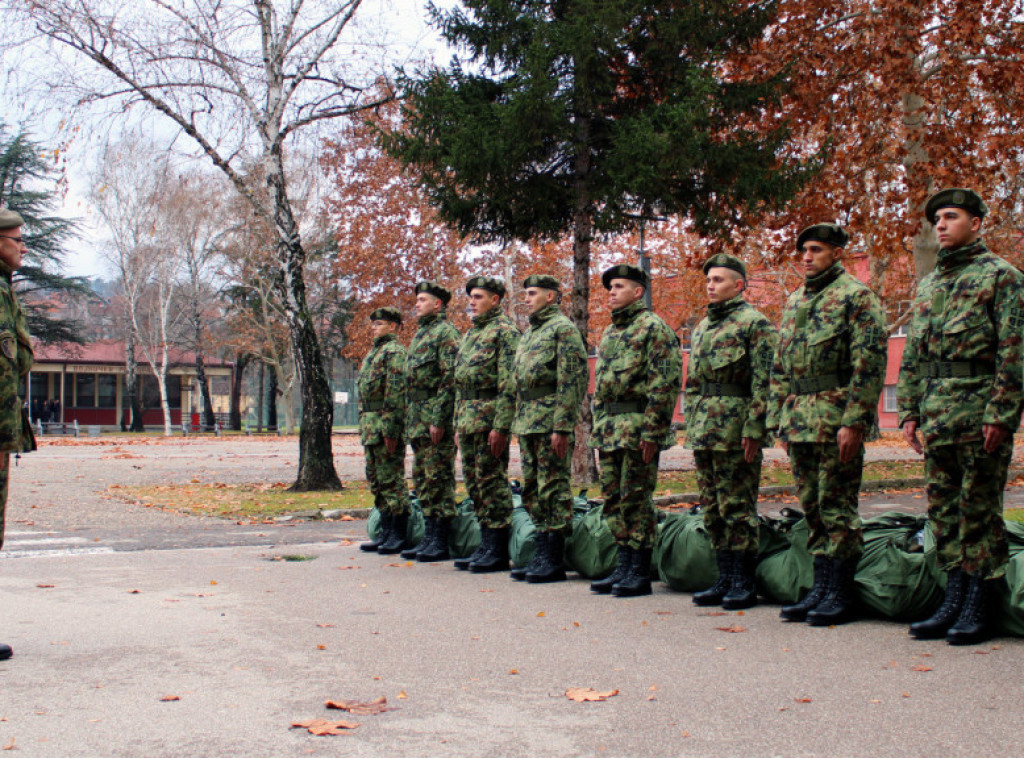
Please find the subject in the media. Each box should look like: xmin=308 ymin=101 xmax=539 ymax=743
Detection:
xmin=925 ymin=439 xmax=1011 ymax=580
xmin=519 ymin=432 xmax=574 ymax=535
xmin=598 ymin=448 xmax=659 ymax=550
xmin=410 ymin=435 xmax=457 ymax=520
xmin=788 ymin=442 xmax=863 ymax=560
xmin=364 ymin=442 xmax=409 ymax=517
xmin=459 ymin=432 xmax=512 ymax=528
xmin=0 ymin=454 xmax=7 ymax=551
xmin=694 ymin=448 xmax=761 ymax=553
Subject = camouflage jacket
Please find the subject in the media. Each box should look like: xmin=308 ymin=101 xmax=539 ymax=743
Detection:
xmin=357 ymin=333 xmax=407 ymax=447
xmin=897 ymin=241 xmax=1024 ymax=446
xmin=684 ymin=296 xmax=778 ymax=451
xmin=511 ymin=303 xmax=587 ymax=436
xmin=454 ymin=307 xmax=520 ymax=435
xmin=590 ymin=300 xmax=683 ymax=452
xmin=405 ymin=311 xmax=461 ymax=441
xmin=0 ymin=271 xmax=33 ymax=454
xmin=768 ymin=263 xmax=886 ymax=443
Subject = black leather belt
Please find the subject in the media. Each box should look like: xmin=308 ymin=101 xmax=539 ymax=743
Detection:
xmin=519 ymin=384 xmax=556 ymax=401
xmin=791 ymin=373 xmax=848 ymax=394
xmin=461 ymin=387 xmax=497 ymax=401
xmin=921 ymin=361 xmax=995 ymax=379
xmin=408 ymin=388 xmax=437 ymax=401
xmin=603 ymin=400 xmax=646 ymax=415
xmin=699 ymin=382 xmax=749 ymax=397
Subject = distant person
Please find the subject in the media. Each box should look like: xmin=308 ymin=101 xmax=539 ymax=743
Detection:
xmin=49 ymin=398 xmax=60 ymax=424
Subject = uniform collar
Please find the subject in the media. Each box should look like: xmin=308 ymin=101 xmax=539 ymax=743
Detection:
xmin=418 ymin=311 xmax=444 ymax=327
xmin=937 ymin=239 xmax=986 ymax=272
xmin=804 ymin=262 xmax=844 ymax=293
xmin=472 ymin=306 xmax=501 ymax=327
xmin=528 ymin=303 xmax=560 ymax=327
xmin=611 ymin=299 xmax=647 ymax=326
xmin=707 ymin=294 xmax=744 ymax=322
xmin=372 ymin=333 xmax=397 ymax=347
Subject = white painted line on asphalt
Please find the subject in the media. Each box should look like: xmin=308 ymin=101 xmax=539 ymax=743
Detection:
xmin=0 ymin=546 xmax=116 ymax=559
xmin=3 ymin=537 xmax=92 ymax=546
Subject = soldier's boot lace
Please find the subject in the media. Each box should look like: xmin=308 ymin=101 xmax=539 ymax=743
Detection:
xmin=512 ymin=531 xmax=546 ymax=580
xmin=807 ymin=557 xmax=859 ymax=626
xmin=910 ymin=568 xmax=965 ymax=639
xmin=527 ymin=531 xmax=567 ymax=583
xmin=693 ymin=550 xmax=734 ymax=606
xmin=378 ymin=513 xmax=412 ymax=555
xmin=360 ymin=512 xmax=391 ymax=553
xmin=470 ymin=526 xmax=510 ymax=573
xmin=402 ymin=517 xmax=432 ymax=560
xmin=417 ymin=517 xmax=452 ymax=562
xmin=722 ymin=551 xmax=759 ymax=610
xmin=780 ymin=554 xmax=830 ymax=621
xmin=612 ymin=547 xmax=653 ymax=597
xmin=947 ymin=573 xmax=995 ymax=646
xmin=591 ymin=546 xmax=632 ymax=594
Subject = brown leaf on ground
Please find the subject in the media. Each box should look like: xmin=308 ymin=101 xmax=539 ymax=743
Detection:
xmin=794 ymin=697 xmax=812 ymax=703
xmin=325 ymin=696 xmax=392 ymax=715
xmin=910 ymin=664 xmax=932 ymax=672
xmin=2 ymin=737 xmax=15 ymax=750
xmin=36 ymin=584 xmax=55 ymax=589
xmin=159 ymin=695 xmax=180 ymax=702
xmin=715 ymin=625 xmax=747 ymax=633
xmin=565 ymin=687 xmax=619 ymax=702
xmin=291 ymin=718 xmax=360 ymax=736
xmin=384 ymin=562 xmax=414 ymax=568
xmin=697 ymin=611 xmax=729 ymax=617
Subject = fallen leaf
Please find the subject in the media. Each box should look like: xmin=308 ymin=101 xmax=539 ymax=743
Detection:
xmin=698 ymin=611 xmax=729 ymax=617
xmin=794 ymin=697 xmax=812 ymax=704
xmin=336 ymin=566 xmax=359 ymax=571
xmin=509 ymin=669 xmax=519 ymax=675
xmin=316 ymin=623 xmax=335 ymax=628
xmin=160 ymin=695 xmax=180 ymax=702
xmin=384 ymin=562 xmax=414 ymax=568
xmin=291 ymin=718 xmax=360 ymax=736
xmin=715 ymin=625 xmax=747 ymax=633
xmin=654 ymin=611 xmax=673 ymax=616
xmin=911 ymin=665 xmax=932 ymax=672
xmin=479 ymin=589 xmax=495 ymax=593
xmin=128 ymin=589 xmax=141 ymax=594
xmin=537 ymin=611 xmax=546 ymax=617
xmin=565 ymin=687 xmax=619 ymax=702
xmin=36 ymin=584 xmax=55 ymax=589
xmin=325 ymin=696 xmax=392 ymax=715
xmin=397 ymin=691 xmax=408 ymax=699
xmin=317 ymin=645 xmax=326 ymax=650
xmin=2 ymin=738 xmax=14 ymax=751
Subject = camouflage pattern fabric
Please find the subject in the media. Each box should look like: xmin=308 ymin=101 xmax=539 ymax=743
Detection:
xmin=685 ymin=296 xmax=777 ymax=450
xmin=788 ymin=442 xmax=864 ymax=560
xmin=925 ymin=440 xmax=1012 ymax=580
xmin=459 ymin=431 xmax=513 ymax=528
xmin=511 ymin=303 xmax=587 ymax=435
xmin=598 ymin=448 xmax=660 ymax=550
xmin=693 ymin=449 xmax=761 ymax=553
xmin=454 ymin=307 xmax=520 ymax=435
xmin=590 ymin=300 xmax=683 ymax=452
xmin=357 ymin=333 xmax=407 ymax=447
xmin=410 ymin=436 xmax=457 ymax=520
xmin=405 ymin=312 xmax=460 ymax=441
xmin=768 ymin=263 xmax=886 ymax=443
xmin=0 ymin=454 xmax=7 ymax=550
xmin=519 ymin=432 xmax=574 ymax=535
xmin=0 ymin=269 xmax=33 ymax=549
xmin=364 ymin=442 xmax=409 ymax=516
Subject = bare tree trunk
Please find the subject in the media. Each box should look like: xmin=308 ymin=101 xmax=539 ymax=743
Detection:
xmin=257 ymin=362 xmax=265 ymax=430
xmin=267 ymin=363 xmax=279 ymax=429
xmin=229 ymin=352 xmax=250 ymax=431
xmin=125 ymin=316 xmax=144 ymax=432
xmin=196 ymin=351 xmax=216 ymax=428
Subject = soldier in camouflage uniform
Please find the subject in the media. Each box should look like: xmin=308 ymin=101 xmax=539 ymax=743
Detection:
xmin=399 ymin=281 xmax=462 ymax=562
xmin=590 ymin=264 xmax=683 ymax=597
xmin=357 ymin=306 xmax=410 ymax=555
xmin=0 ymin=209 xmax=36 ymax=661
xmin=688 ymin=254 xmax=778 ymax=610
xmin=454 ymin=276 xmax=521 ymax=573
xmin=510 ymin=275 xmax=587 ymax=583
xmin=769 ymin=223 xmax=886 ymax=626
xmin=898 ymin=189 xmax=1024 ymax=645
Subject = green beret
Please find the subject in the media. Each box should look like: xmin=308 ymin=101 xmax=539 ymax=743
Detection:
xmin=702 ymin=253 xmax=747 ymax=280
xmin=465 ymin=275 xmax=506 ymax=298
xmin=925 ymin=188 xmax=988 ymax=224
xmin=369 ymin=306 xmax=402 ymax=325
xmin=414 ymin=280 xmax=451 ymax=305
xmin=522 ymin=274 xmax=560 ymax=291
xmin=796 ymin=223 xmax=849 ymax=251
xmin=601 ymin=263 xmax=648 ymax=290
xmin=0 ymin=208 xmax=24 ymax=231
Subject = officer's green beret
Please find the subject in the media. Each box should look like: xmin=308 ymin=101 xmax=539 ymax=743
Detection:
xmin=925 ymin=188 xmax=988 ymax=224
xmin=414 ymin=280 xmax=451 ymax=305
xmin=601 ymin=263 xmax=649 ymax=290
xmin=522 ymin=274 xmax=560 ymax=291
xmin=796 ymin=223 xmax=849 ymax=251
xmin=369 ymin=306 xmax=402 ymax=325
xmin=465 ymin=275 xmax=506 ymax=298
xmin=702 ymin=253 xmax=747 ymax=280
xmin=0 ymin=208 xmax=24 ymax=231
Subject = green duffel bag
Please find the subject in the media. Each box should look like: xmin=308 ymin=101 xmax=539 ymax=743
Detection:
xmin=448 ymin=497 xmax=481 ymax=559
xmin=565 ymin=503 xmax=619 ymax=579
xmin=366 ymin=495 xmax=426 ymax=545
xmin=509 ymin=494 xmax=536 ymax=568
xmin=995 ymin=519 xmax=1024 ymax=636
xmin=756 ymin=517 xmax=813 ymax=605
xmin=654 ymin=510 xmax=717 ymax=592
xmin=854 ymin=512 xmax=943 ymax=621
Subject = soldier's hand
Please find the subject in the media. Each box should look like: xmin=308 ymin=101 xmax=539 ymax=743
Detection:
xmin=429 ymin=425 xmax=444 ymax=445
xmin=640 ymin=440 xmax=658 ymax=464
xmin=983 ymin=423 xmax=1010 ymax=454
xmin=902 ymin=420 xmax=923 ymax=455
xmin=741 ymin=437 xmax=760 ymax=463
xmin=551 ymin=432 xmax=570 ymax=459
xmin=384 ymin=437 xmax=400 ymax=455
xmin=837 ymin=425 xmax=864 ymax=463
xmin=488 ymin=430 xmax=509 ymax=457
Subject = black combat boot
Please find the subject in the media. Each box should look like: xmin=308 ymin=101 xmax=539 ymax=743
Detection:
xmin=946 ymin=573 xmax=995 ymax=646
xmin=378 ymin=513 xmax=411 ymax=555
xmin=512 ymin=532 xmax=546 ymax=581
xmin=591 ymin=546 xmax=632 ymax=594
xmin=722 ymin=551 xmax=759 ymax=611
xmin=807 ymin=557 xmax=859 ymax=626
xmin=360 ymin=512 xmax=391 ymax=552
xmin=910 ymin=568 xmax=965 ymax=640
xmin=780 ymin=554 xmax=830 ymax=621
xmin=527 ymin=531 xmax=567 ymax=583
xmin=693 ymin=550 xmax=734 ymax=607
xmin=455 ymin=527 xmax=489 ymax=570
xmin=402 ymin=517 xmax=432 ymax=559
xmin=471 ymin=526 xmax=510 ymax=573
xmin=417 ymin=518 xmax=452 ymax=562
xmin=613 ymin=547 xmax=653 ymax=597
xmin=0 ymin=643 xmax=11 ymax=661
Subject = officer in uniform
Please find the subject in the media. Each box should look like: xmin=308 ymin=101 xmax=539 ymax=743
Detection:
xmin=769 ymin=223 xmax=886 ymax=625
xmin=510 ymin=275 xmax=587 ymax=583
xmin=590 ymin=264 xmax=682 ymax=597
xmin=688 ymin=254 xmax=778 ymax=610
xmin=898 ymin=189 xmax=1024 ymax=645
xmin=0 ymin=208 xmax=36 ymax=661
xmin=454 ymin=276 xmax=520 ymax=573
xmin=357 ymin=306 xmax=410 ymax=555
xmin=400 ymin=281 xmax=462 ymax=562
